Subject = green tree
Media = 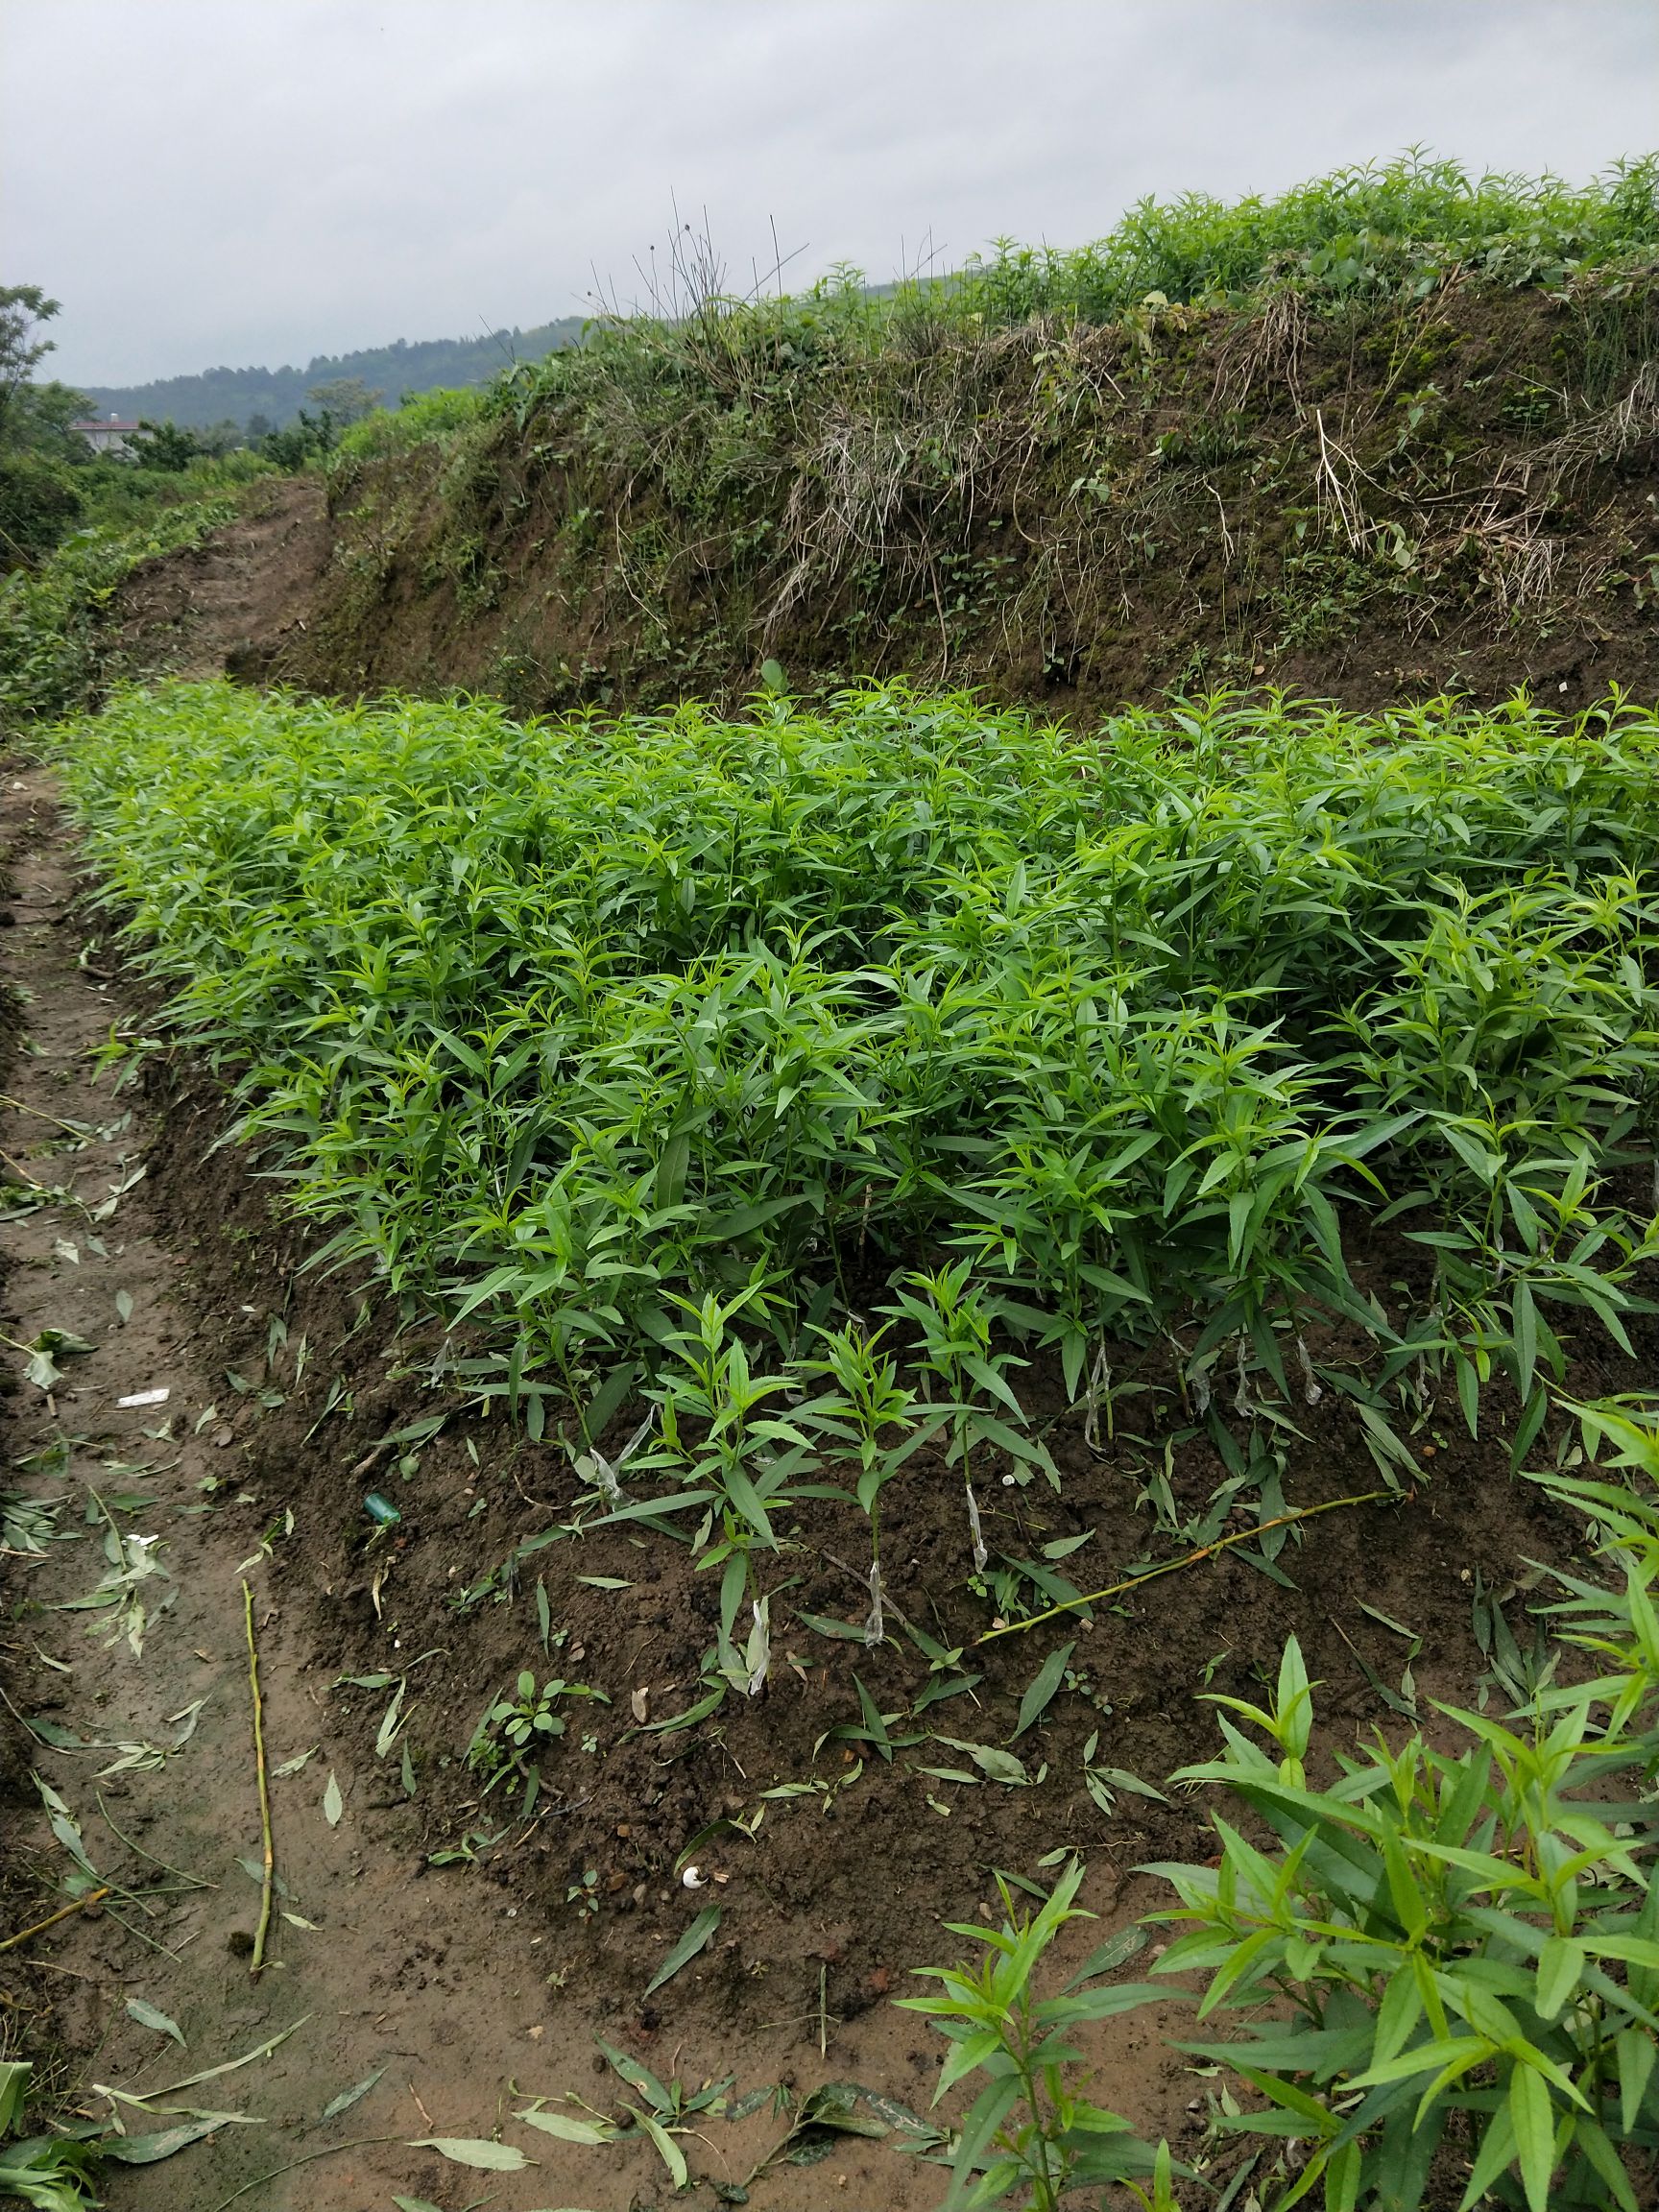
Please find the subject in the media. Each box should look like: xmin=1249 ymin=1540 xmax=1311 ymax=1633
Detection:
xmin=9 ymin=380 xmax=94 ymax=466
xmin=0 ymin=285 xmax=60 ymax=445
xmin=305 ymin=374 xmax=380 ymax=424
xmin=130 ymin=419 xmax=203 ymax=471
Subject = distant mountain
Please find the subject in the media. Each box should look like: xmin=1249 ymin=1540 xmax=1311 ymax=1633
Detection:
xmin=78 ymin=319 xmax=589 ymax=431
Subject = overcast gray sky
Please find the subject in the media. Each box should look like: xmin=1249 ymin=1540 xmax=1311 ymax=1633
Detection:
xmin=4 ymin=0 xmax=1656 ymax=387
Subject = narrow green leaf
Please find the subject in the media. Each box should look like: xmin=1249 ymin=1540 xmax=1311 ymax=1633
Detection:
xmin=318 ymin=2065 xmax=385 ymax=2123
xmin=125 ymin=1997 xmax=185 ymax=2048
xmin=643 ymin=1904 xmax=721 ymax=1997
xmin=1506 ymin=2061 xmax=1554 ymax=2212
xmin=1011 ymin=1640 xmax=1075 ymax=1741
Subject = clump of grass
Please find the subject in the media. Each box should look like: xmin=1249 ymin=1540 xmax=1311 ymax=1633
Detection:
xmin=56 ymin=682 xmax=1659 ymax=1489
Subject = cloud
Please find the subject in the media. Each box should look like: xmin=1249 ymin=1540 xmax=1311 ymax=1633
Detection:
xmin=4 ymin=0 xmax=1656 ymax=384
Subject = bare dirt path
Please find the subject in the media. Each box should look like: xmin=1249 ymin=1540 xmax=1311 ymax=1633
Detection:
xmin=109 ymin=476 xmax=329 ymax=686
xmin=0 ymin=763 xmax=1191 ymax=2210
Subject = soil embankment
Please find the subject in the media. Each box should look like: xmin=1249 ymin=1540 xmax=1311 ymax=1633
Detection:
xmin=108 ymin=476 xmax=329 ymax=687
xmin=93 ymin=277 xmax=1659 ymax=724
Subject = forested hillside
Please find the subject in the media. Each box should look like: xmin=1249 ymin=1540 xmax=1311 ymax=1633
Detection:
xmin=79 ymin=315 xmax=587 ymax=429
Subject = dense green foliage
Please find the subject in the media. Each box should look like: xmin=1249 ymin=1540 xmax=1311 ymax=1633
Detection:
xmin=500 ymin=155 xmax=1659 ymax=429
xmin=335 ymin=382 xmax=492 ymax=457
xmin=59 ymin=685 xmax=1659 ymax=1455
xmin=0 ymin=498 xmax=238 ymax=719
xmin=964 ymin=153 xmax=1659 ymax=322
xmin=1142 ymin=1409 xmax=1659 ymax=2212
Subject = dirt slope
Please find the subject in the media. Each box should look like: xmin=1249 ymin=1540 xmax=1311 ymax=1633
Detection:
xmin=98 ymin=280 xmax=1659 ymax=727
xmin=108 ymin=477 xmax=329 ymax=688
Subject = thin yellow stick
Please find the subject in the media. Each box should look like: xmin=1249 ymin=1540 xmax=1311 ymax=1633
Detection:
xmin=0 ymin=1886 xmax=111 ymax=1956
xmin=977 ymin=1488 xmax=1392 ymax=1643
xmin=241 ymin=1580 xmax=275 ymax=1977
xmin=0 ymin=1094 xmax=91 ymax=1140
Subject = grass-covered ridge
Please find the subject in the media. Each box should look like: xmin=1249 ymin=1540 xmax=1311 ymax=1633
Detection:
xmin=292 ymin=155 xmax=1659 ymax=719
xmin=955 ymin=151 xmax=1659 ymax=320
xmin=60 ymin=682 xmax=1659 ymax=1453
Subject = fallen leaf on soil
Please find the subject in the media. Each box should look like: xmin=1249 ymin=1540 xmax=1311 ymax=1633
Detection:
xmin=322 ymin=1771 xmax=343 ymax=1826
xmin=517 ymin=2105 xmax=615 ymax=2144
xmin=408 ymin=2136 xmax=530 ymax=2171
xmin=100 ymin=2117 xmax=230 ymax=2163
xmin=125 ymin=1997 xmax=185 ymax=2047
xmin=123 ymin=2013 xmax=310 ymax=2097
xmin=317 ymin=2064 xmax=385 ymax=2123
xmin=643 ymin=1903 xmax=721 ymax=1996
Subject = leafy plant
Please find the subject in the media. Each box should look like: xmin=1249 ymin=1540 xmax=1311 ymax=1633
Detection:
xmin=465 ymin=1668 xmax=606 ymax=1792
xmin=0 ymin=2064 xmax=101 ymax=2211
xmin=883 ymin=1262 xmax=1052 ymax=1570
xmin=898 ymin=1858 xmax=1171 ymax=2209
xmin=1146 ymin=1606 xmax=1659 ymax=2210
xmin=803 ymin=1317 xmax=923 ymax=1638
xmin=517 ymin=2039 xmax=733 ymax=2192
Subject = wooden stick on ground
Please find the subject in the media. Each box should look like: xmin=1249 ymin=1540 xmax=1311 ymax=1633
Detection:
xmin=0 ymin=1094 xmax=93 ymax=1140
xmin=977 ymin=1487 xmax=1392 ymax=1643
xmin=0 ymin=1887 xmax=111 ymax=1957
xmin=241 ymin=1579 xmax=275 ymax=1977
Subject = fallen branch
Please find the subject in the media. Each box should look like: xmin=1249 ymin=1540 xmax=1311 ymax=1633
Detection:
xmin=977 ymin=1488 xmax=1392 ymax=1643
xmin=0 ymin=1886 xmax=111 ymax=1956
xmin=0 ymin=1094 xmax=93 ymax=1140
xmin=241 ymin=1579 xmax=275 ymax=1977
